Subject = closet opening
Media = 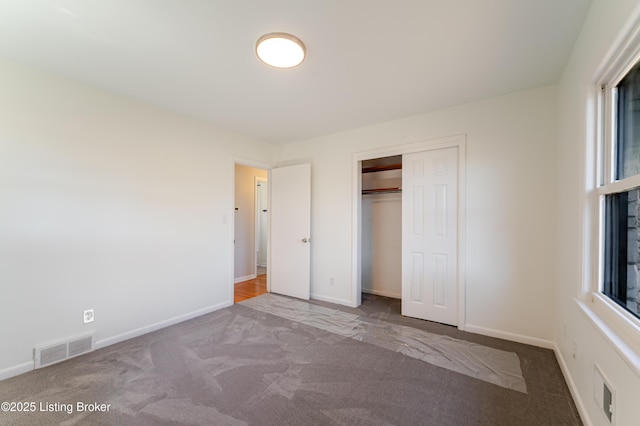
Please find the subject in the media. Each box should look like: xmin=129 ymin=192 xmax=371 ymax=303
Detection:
xmin=361 ymin=155 xmax=402 ymax=300
xmin=352 ymin=135 xmax=466 ymax=327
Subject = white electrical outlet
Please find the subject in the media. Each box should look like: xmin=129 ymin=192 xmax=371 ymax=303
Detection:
xmin=594 ymin=364 xmax=615 ymax=424
xmin=83 ymin=309 xmax=95 ymax=324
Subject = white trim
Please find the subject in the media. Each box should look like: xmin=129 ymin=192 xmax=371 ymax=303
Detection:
xmin=235 ymin=274 xmax=257 ymax=284
xmin=96 ymin=300 xmax=232 ymax=350
xmin=233 ymin=157 xmax=272 ymax=171
xmin=554 ymin=343 xmax=593 ymax=426
xmin=352 ymin=159 xmax=363 ymax=307
xmin=594 ymin=293 xmax=640 ymax=339
xmin=0 ymin=301 xmax=234 ymax=382
xmin=596 ymin=10 xmax=640 ymax=89
xmin=457 ymin=140 xmax=467 ymax=331
xmin=597 ymin=173 xmax=640 ymax=195
xmin=310 ymin=293 xmax=354 ymax=307
xmin=577 ymin=297 xmax=640 ymax=378
xmin=351 ymin=134 xmax=467 ymax=329
xmin=584 ymin=10 xmax=640 ymax=375
xmin=0 ymin=361 xmax=33 ymax=382
xmin=464 ymin=324 xmax=555 ymax=349
xmin=266 ymin=171 xmax=271 ymax=294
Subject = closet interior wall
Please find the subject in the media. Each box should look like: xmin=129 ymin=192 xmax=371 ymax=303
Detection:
xmin=361 ymin=156 xmax=402 ymax=299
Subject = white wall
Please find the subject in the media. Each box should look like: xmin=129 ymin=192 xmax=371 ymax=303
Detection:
xmin=555 ymin=1 xmax=640 ymax=425
xmin=0 ymin=57 xmax=276 ymax=378
xmin=234 ymin=165 xmax=268 ymax=281
xmin=279 ymin=85 xmax=558 ymax=344
xmin=7 ymin=7 xmax=640 ymax=422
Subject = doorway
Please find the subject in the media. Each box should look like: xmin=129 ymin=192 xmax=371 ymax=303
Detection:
xmin=234 ymin=164 xmax=268 ymax=303
xmin=352 ymin=135 xmax=466 ymax=329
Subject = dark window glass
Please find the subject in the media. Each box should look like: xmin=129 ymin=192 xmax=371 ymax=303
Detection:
xmin=616 ymin=61 xmax=640 ymax=180
xmin=603 ymin=189 xmax=640 ymax=319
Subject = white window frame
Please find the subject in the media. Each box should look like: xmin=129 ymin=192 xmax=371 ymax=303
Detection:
xmin=589 ymin=26 xmax=640 ymax=370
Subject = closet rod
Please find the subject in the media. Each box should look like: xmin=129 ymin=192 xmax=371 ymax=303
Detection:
xmin=362 ymin=187 xmax=402 ymax=195
xmin=361 ymin=164 xmax=402 ymax=174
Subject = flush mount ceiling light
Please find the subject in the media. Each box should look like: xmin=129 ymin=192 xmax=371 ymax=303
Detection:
xmin=256 ymin=32 xmax=306 ymax=68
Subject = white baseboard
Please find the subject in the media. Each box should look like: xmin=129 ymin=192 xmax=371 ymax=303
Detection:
xmin=362 ymin=288 xmax=401 ymax=299
xmin=0 ymin=300 xmax=234 ymax=383
xmin=310 ymin=293 xmax=353 ymax=307
xmin=464 ymin=325 xmax=589 ymax=422
xmin=95 ymin=300 xmax=233 ymax=350
xmin=0 ymin=361 xmax=33 ymax=382
xmin=464 ymin=324 xmax=555 ymax=349
xmin=554 ymin=343 xmax=592 ymax=426
xmin=0 ymin=300 xmax=234 ymax=382
xmin=234 ymin=274 xmax=256 ymax=284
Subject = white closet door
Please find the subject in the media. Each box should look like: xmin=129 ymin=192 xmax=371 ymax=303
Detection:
xmin=402 ymin=147 xmax=458 ymax=326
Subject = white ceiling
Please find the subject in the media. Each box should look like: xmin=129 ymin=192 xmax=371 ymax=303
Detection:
xmin=0 ymin=1 xmax=592 ymax=145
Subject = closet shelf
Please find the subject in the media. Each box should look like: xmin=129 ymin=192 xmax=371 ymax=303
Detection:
xmin=362 ymin=164 xmax=402 ymax=174
xmin=362 ymin=187 xmax=402 ymax=195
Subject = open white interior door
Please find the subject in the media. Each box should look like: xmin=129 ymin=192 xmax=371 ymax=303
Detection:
xmin=270 ymin=163 xmax=311 ymax=300
xmin=402 ymin=147 xmax=458 ymax=326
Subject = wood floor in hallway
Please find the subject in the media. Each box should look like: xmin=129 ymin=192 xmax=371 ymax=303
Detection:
xmin=234 ymin=274 xmax=267 ymax=303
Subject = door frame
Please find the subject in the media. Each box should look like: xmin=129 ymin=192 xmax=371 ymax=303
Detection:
xmin=232 ymin=157 xmax=272 ymax=303
xmin=351 ymin=134 xmax=467 ymax=330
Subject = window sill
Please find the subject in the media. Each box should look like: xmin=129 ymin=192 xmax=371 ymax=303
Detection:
xmin=575 ymin=294 xmax=640 ymax=378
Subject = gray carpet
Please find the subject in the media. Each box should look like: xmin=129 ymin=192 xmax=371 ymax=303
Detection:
xmin=242 ymin=294 xmax=527 ymax=393
xmin=0 ymin=293 xmax=581 ymax=425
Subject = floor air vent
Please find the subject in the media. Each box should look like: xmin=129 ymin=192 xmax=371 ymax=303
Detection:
xmin=34 ymin=334 xmax=94 ymax=369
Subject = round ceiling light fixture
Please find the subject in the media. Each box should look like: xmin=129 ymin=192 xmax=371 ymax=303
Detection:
xmin=256 ymin=32 xmax=306 ymax=68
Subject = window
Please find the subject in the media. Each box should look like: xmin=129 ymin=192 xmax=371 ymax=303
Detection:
xmin=600 ymin=59 xmax=640 ymax=320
